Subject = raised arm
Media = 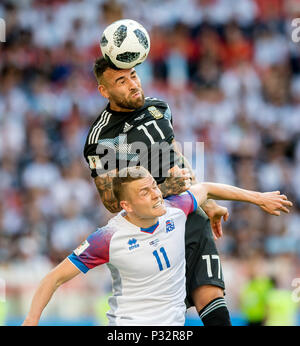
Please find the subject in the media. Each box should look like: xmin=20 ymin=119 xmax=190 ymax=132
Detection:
xmin=189 ymin=183 xmax=293 ymax=216
xmin=22 ymin=259 xmax=81 ymax=326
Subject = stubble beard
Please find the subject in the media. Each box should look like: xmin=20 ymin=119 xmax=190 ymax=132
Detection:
xmin=115 ymin=90 xmax=145 ymax=111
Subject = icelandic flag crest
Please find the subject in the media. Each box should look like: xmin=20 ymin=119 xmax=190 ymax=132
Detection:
xmin=166 ymin=219 xmax=175 ymax=233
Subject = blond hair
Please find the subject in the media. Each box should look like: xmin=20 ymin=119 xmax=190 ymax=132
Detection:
xmin=112 ymin=166 xmax=150 ymax=202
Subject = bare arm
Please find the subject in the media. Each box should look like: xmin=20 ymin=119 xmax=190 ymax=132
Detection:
xmin=94 ymin=170 xmax=122 ymax=213
xmin=189 ymin=183 xmax=293 ymax=216
xmin=22 ymin=259 xmax=81 ymax=326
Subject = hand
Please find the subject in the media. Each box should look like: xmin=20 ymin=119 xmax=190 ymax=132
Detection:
xmin=202 ymin=200 xmax=229 ymax=240
xmin=159 ymin=165 xmax=192 ymax=197
xmin=258 ymin=191 xmax=293 ymax=216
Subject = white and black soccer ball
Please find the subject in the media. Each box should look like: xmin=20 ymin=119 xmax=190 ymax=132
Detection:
xmin=100 ymin=19 xmax=150 ymax=69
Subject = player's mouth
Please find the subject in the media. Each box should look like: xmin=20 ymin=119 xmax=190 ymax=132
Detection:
xmin=153 ymin=199 xmax=164 ymax=209
xmin=131 ymin=90 xmax=141 ymax=99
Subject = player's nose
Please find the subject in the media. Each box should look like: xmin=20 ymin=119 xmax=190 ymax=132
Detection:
xmin=128 ymin=78 xmax=139 ymax=89
xmin=151 ymin=187 xmax=161 ymax=199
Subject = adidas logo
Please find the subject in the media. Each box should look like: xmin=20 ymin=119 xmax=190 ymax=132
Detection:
xmin=123 ymin=122 xmax=133 ymax=133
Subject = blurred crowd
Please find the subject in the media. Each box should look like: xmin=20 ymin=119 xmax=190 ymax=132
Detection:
xmin=1 ymin=0 xmax=300 ymax=323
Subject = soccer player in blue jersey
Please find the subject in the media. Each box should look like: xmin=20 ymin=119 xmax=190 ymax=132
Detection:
xmin=22 ymin=166 xmax=292 ymax=326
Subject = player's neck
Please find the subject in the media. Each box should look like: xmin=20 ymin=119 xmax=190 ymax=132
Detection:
xmin=124 ymin=213 xmax=159 ymax=229
xmin=108 ymin=102 xmax=135 ymax=113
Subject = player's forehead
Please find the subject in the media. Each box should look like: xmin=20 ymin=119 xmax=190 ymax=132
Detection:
xmin=130 ymin=175 xmax=155 ymax=191
xmin=103 ymin=67 xmax=136 ymax=83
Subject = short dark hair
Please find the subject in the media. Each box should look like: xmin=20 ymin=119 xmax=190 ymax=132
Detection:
xmin=93 ymin=57 xmax=120 ymax=84
xmin=112 ymin=166 xmax=150 ymax=202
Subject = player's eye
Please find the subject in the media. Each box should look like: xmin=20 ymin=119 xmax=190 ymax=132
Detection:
xmin=152 ymin=180 xmax=158 ymax=187
xmin=130 ymin=71 xmax=138 ymax=79
xmin=116 ymin=78 xmax=125 ymax=85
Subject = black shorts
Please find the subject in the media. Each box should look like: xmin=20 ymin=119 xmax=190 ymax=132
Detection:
xmin=185 ymin=207 xmax=225 ymax=308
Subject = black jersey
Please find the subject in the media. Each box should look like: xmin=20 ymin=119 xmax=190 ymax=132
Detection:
xmin=84 ymin=97 xmax=181 ymax=184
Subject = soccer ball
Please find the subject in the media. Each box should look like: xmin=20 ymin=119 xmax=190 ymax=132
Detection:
xmin=100 ymin=19 xmax=150 ymax=69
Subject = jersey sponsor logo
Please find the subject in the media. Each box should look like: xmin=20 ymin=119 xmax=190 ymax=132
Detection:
xmin=128 ymin=238 xmax=140 ymax=251
xmin=74 ymin=240 xmax=90 ymax=256
xmin=88 ymin=155 xmax=102 ymax=169
xmin=166 ymin=219 xmax=175 ymax=233
xmin=123 ymin=122 xmax=133 ymax=133
xmin=148 ymin=106 xmax=163 ymax=119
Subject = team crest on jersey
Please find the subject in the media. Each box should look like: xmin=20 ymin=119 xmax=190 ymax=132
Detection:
xmin=166 ymin=219 xmax=175 ymax=233
xmin=128 ymin=238 xmax=140 ymax=251
xmin=148 ymin=106 xmax=163 ymax=119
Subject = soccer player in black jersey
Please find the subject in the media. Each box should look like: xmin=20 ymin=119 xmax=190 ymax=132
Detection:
xmin=83 ymin=58 xmax=291 ymax=326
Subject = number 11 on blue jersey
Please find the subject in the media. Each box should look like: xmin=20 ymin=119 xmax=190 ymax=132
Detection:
xmin=153 ymin=247 xmax=171 ymax=271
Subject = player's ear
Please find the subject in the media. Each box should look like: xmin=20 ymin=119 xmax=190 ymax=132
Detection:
xmin=98 ymin=84 xmax=109 ymax=99
xmin=119 ymin=200 xmax=133 ymax=213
